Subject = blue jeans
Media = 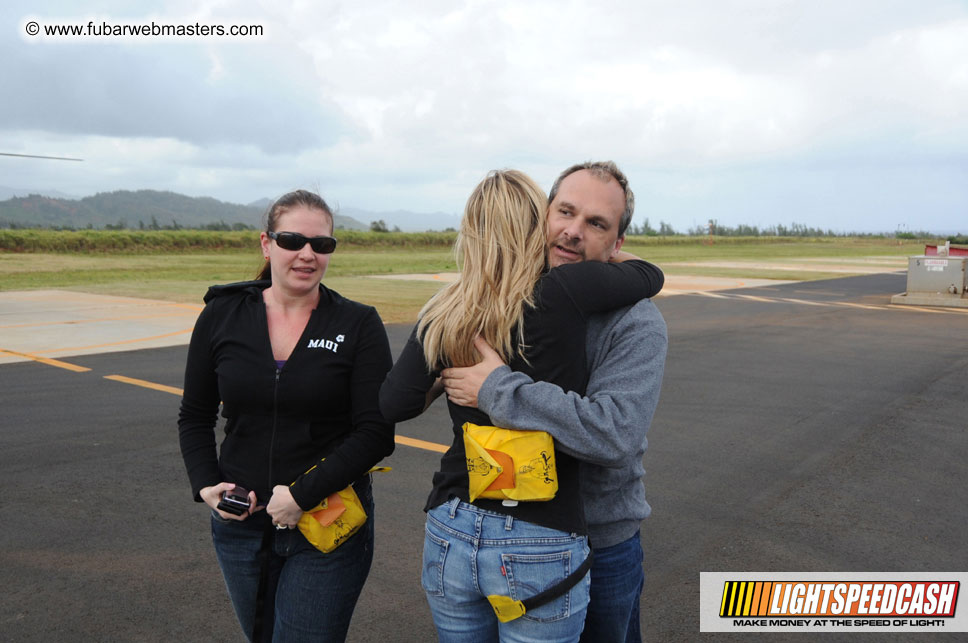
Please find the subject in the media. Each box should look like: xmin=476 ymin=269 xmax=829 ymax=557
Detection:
xmin=579 ymin=531 xmax=644 ymax=643
xmin=422 ymin=498 xmax=591 ymax=643
xmin=210 ymin=478 xmax=374 ymax=642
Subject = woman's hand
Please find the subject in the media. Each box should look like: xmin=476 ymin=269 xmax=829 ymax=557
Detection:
xmin=441 ymin=336 xmax=505 ymax=407
xmin=266 ymin=485 xmax=304 ymax=529
xmin=200 ymin=482 xmax=262 ymax=521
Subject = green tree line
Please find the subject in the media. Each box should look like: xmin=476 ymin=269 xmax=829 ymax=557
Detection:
xmin=0 ymin=229 xmax=459 ymax=253
xmin=626 ymin=217 xmax=954 ymax=239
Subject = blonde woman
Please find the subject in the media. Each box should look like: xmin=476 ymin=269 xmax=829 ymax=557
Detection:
xmin=379 ymin=170 xmax=662 ymax=642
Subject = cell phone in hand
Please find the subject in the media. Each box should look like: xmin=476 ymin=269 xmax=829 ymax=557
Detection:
xmin=217 ymin=486 xmax=251 ymax=515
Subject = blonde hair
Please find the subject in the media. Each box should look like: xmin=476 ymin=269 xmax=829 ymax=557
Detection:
xmin=418 ymin=170 xmax=548 ymax=369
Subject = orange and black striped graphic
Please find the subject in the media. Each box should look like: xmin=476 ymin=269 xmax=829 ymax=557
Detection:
xmin=720 ymin=581 xmax=775 ymax=617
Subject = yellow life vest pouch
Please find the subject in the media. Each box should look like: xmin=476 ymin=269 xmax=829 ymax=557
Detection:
xmin=487 ymin=550 xmax=595 ymax=622
xmin=293 ymin=465 xmax=390 ymax=553
xmin=487 ymin=595 xmax=527 ymax=623
xmin=462 ymin=422 xmax=557 ymax=503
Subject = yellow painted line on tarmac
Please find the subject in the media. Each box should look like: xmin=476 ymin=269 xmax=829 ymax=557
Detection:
xmin=0 ymin=338 xmax=458 ymax=453
xmin=29 ymin=328 xmax=194 ymax=355
xmin=106 ymin=374 xmax=450 ymax=454
xmin=0 ymin=348 xmax=91 ymax=372
xmin=104 ymin=374 xmax=184 ymax=396
xmin=694 ymin=291 xmax=730 ymax=299
xmin=394 ymin=434 xmax=449 ymax=453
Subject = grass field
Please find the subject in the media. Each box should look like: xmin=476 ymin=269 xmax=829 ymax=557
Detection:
xmin=0 ymin=236 xmax=932 ymax=322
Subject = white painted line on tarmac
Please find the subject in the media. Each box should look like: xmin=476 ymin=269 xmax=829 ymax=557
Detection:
xmin=830 ymin=302 xmax=891 ymax=311
xmin=688 ymin=293 xmax=968 ymax=316
xmin=887 ymin=304 xmax=965 ymax=315
xmin=778 ymin=297 xmax=834 ymax=307
xmin=733 ymin=294 xmax=777 ymax=303
xmin=28 ymin=328 xmax=195 ymax=355
xmin=0 ymin=310 xmax=198 ymax=329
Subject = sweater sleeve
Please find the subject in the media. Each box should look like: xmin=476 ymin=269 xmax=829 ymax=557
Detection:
xmin=477 ymin=300 xmax=667 ymax=466
xmin=379 ymin=326 xmax=437 ymax=423
xmin=545 ymin=259 xmax=663 ymax=317
xmin=177 ymin=304 xmax=223 ymax=501
xmin=289 ymin=307 xmax=396 ymax=510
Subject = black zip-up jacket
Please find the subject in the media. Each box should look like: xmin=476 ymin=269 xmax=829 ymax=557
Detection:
xmin=178 ymin=280 xmax=395 ymax=510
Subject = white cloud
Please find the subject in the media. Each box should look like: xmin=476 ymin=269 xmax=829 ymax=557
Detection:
xmin=2 ymin=0 xmax=967 ymax=232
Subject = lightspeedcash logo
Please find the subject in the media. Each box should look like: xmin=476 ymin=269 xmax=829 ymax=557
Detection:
xmin=700 ymin=573 xmax=966 ymax=633
xmin=720 ymin=580 xmax=958 ymax=618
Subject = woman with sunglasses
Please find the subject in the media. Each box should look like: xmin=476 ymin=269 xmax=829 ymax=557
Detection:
xmin=178 ymin=189 xmax=394 ymax=642
xmin=379 ymin=170 xmax=662 ymax=642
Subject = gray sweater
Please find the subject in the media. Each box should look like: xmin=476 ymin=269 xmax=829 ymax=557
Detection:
xmin=477 ymin=298 xmax=667 ymax=548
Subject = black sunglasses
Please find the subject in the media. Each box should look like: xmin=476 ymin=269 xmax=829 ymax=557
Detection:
xmin=268 ymin=231 xmax=338 ymax=254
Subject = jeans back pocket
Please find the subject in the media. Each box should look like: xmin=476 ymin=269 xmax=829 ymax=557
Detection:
xmin=501 ymin=550 xmax=588 ymax=623
xmin=421 ymin=527 xmax=450 ymax=597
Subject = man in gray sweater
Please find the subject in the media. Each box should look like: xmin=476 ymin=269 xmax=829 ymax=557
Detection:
xmin=442 ymin=161 xmax=668 ymax=642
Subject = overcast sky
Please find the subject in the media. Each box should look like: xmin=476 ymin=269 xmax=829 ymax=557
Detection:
xmin=3 ymin=0 xmax=967 ymax=233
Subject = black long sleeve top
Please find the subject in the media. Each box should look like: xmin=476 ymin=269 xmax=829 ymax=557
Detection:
xmin=380 ymin=260 xmax=663 ymax=534
xmin=178 ymin=281 xmax=395 ymax=511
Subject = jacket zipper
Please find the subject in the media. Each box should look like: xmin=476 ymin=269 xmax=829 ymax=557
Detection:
xmin=267 ymin=367 xmax=280 ymax=500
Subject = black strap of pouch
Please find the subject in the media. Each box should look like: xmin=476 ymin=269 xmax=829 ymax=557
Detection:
xmin=487 ymin=550 xmax=594 ymax=622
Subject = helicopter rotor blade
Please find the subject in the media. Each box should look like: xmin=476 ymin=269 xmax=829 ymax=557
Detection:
xmin=0 ymin=152 xmax=83 ymax=162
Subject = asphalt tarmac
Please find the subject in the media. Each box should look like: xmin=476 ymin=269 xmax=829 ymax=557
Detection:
xmin=1 ymin=272 xmax=966 ymax=642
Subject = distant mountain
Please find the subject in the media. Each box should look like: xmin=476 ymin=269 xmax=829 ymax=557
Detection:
xmin=239 ymin=202 xmax=459 ymax=232
xmin=337 ymin=206 xmax=460 ymax=232
xmin=0 ymin=190 xmax=368 ymax=230
xmin=0 ymin=185 xmax=80 ymax=201
xmin=247 ymin=197 xmax=273 ymax=211
xmin=247 ymin=202 xmax=461 ymax=232
xmin=246 ymin=197 xmax=367 ymax=230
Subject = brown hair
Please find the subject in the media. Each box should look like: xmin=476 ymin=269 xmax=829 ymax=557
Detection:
xmin=548 ymin=161 xmax=635 ymax=237
xmin=256 ymin=190 xmax=334 ymax=280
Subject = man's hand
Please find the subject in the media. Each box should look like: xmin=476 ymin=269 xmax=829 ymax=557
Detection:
xmin=441 ymin=336 xmax=506 ymax=407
